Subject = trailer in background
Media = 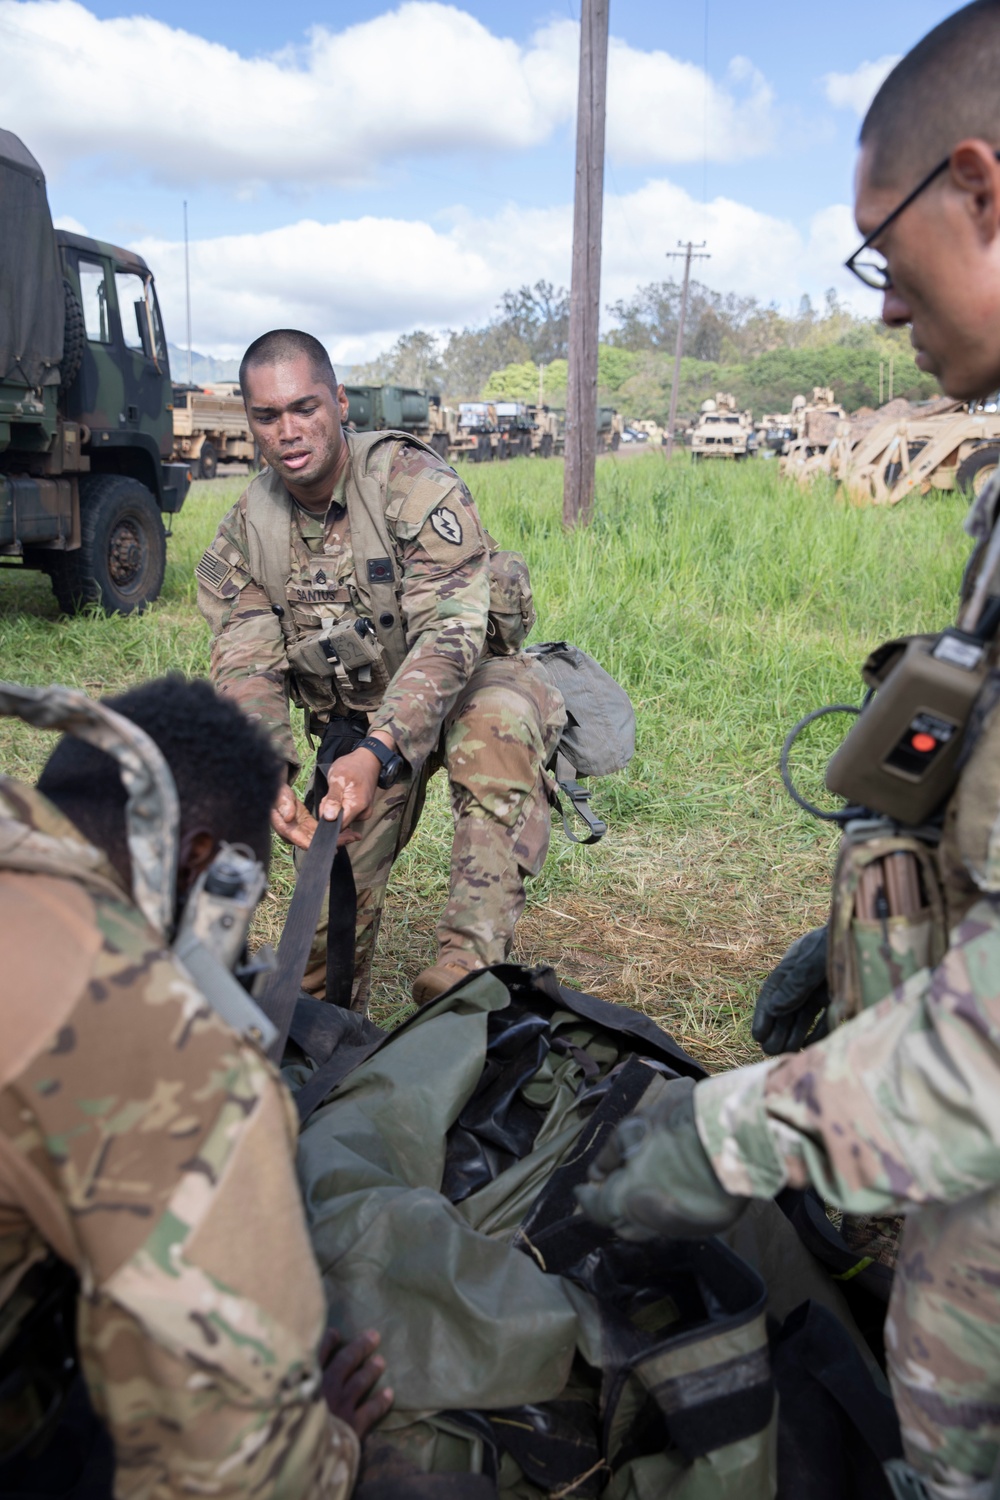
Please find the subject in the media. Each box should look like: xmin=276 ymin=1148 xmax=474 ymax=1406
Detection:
xmin=170 ymin=383 xmax=257 ymax=477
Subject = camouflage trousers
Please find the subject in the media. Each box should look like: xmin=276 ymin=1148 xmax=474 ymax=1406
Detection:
xmin=302 ymin=653 xmax=566 ymax=1009
xmin=887 ymin=1190 xmax=1000 ymax=1496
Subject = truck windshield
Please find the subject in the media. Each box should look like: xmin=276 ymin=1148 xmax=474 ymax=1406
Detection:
xmin=78 ymin=260 xmax=110 ymax=343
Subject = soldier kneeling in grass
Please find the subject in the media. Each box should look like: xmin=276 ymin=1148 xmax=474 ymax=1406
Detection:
xmin=198 ymin=330 xmax=565 ymax=1011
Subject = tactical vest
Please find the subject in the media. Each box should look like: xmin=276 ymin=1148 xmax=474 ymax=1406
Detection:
xmin=826 ymin=497 xmax=1000 ymax=1025
xmin=243 ymin=430 xmax=535 ymax=719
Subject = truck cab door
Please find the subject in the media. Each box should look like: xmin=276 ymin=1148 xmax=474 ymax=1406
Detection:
xmin=113 ymin=268 xmax=172 ymax=458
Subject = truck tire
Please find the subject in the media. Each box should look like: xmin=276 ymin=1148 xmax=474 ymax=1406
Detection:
xmin=476 ymin=435 xmax=492 ymax=463
xmin=611 ymin=431 xmax=621 ymax=452
xmin=430 ymin=431 xmax=449 ymax=459
xmin=540 ymin=433 xmax=553 ymax=459
xmin=956 ymin=444 xmax=1000 ymax=498
xmin=199 ymin=442 xmax=218 ymax=479
xmin=60 ymin=279 xmax=85 ymax=391
xmin=46 ymin=474 xmax=166 ymax=616
xmin=497 ymin=436 xmax=509 ymax=462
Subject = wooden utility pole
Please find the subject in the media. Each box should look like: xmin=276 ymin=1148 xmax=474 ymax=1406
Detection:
xmin=563 ymin=0 xmax=609 ymax=528
xmin=664 ymin=241 xmax=709 ymax=458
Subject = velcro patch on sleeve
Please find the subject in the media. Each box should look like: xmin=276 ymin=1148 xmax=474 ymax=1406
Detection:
xmin=196 ymin=548 xmax=246 ymax=598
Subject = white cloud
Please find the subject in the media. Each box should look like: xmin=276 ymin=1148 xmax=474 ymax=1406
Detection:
xmin=0 ymin=0 xmax=779 ymax=186
xmin=134 ymin=179 xmax=862 ymax=363
xmin=51 ymin=213 xmax=88 ymax=234
xmin=824 ymin=55 xmax=899 ymax=117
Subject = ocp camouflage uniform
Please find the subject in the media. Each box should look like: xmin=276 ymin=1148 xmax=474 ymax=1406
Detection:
xmin=197 ymin=433 xmax=565 ymax=1006
xmin=0 ymin=778 xmax=357 ymax=1498
xmin=695 ymin=478 xmax=1000 ymax=1497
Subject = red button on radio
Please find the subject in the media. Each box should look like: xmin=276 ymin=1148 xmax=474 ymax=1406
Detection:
xmin=911 ymin=732 xmax=937 ymax=753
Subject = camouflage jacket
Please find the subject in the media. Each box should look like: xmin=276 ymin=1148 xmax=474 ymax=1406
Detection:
xmin=197 ymin=435 xmax=490 ymax=776
xmin=697 ymin=487 xmax=1000 ymax=1216
xmin=0 ymin=779 xmax=358 ymax=1499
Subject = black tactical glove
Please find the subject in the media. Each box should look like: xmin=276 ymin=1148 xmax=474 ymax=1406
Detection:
xmin=575 ymin=1077 xmax=748 ymax=1241
xmin=751 ymin=926 xmax=830 ymax=1056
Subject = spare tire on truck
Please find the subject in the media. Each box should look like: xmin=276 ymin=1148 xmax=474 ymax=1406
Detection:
xmin=59 ymin=278 xmax=85 ymax=391
xmin=44 ymin=474 xmax=166 ymax=615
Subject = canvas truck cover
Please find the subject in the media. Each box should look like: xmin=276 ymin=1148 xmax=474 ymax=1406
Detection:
xmin=0 ymin=130 xmax=63 ymax=388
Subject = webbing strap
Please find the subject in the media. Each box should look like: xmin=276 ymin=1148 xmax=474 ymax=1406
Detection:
xmin=552 ymin=778 xmax=607 ymax=844
xmin=255 ymin=814 xmax=357 ymax=1063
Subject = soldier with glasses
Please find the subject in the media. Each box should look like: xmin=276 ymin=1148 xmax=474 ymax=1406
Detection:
xmin=581 ymin=6 xmax=1000 ymax=1496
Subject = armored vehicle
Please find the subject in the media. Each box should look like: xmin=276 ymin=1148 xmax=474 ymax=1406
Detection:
xmin=0 ymin=131 xmax=190 ymax=613
xmin=171 ymin=383 xmax=256 ymax=477
xmin=344 ymin=383 xmax=451 ymax=458
xmin=690 ymin=394 xmax=755 ymax=459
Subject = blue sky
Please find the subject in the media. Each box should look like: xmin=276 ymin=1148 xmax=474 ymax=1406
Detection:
xmin=0 ymin=0 xmax=956 ymax=360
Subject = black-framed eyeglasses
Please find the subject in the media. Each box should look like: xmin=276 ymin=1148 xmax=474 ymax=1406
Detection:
xmin=844 ymin=151 xmax=1000 ymax=290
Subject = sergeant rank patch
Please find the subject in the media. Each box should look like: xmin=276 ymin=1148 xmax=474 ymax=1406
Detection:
xmin=430 ymin=507 xmax=463 ymax=545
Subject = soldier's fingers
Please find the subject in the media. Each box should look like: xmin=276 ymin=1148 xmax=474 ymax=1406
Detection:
xmin=759 ymin=1014 xmax=793 ymax=1056
xmin=318 ymin=790 xmax=343 ymax=823
xmin=270 ymin=803 xmax=314 ymax=850
xmin=338 ymin=1353 xmax=386 ymax=1410
xmin=328 ymin=1329 xmax=381 ymax=1377
xmin=351 ymin=1386 xmax=395 ymax=1440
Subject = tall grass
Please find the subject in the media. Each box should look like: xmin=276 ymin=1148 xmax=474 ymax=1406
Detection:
xmin=0 ymin=453 xmax=970 ymax=1055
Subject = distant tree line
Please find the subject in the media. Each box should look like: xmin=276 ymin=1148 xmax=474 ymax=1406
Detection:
xmin=351 ymin=277 xmax=940 ymax=423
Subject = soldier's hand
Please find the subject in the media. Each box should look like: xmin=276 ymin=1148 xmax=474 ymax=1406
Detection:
xmin=270 ymin=784 xmax=319 ymax=850
xmin=320 ymin=1328 xmax=393 ymax=1439
xmin=751 ymin=926 xmax=830 ymax=1056
xmin=576 ymin=1078 xmax=748 ymax=1241
xmin=318 ymin=748 xmax=380 ymax=830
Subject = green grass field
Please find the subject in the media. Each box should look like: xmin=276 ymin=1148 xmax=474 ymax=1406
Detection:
xmin=0 ymin=452 xmax=971 ymax=1063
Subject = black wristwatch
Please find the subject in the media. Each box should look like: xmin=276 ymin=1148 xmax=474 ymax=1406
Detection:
xmin=358 ymin=735 xmax=405 ymax=789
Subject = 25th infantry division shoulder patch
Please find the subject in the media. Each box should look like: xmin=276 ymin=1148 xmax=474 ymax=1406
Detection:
xmin=430 ymin=507 xmax=463 ymax=545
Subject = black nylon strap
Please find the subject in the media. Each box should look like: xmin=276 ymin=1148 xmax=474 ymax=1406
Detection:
xmin=256 ymin=814 xmax=357 ymax=1063
xmin=553 ymin=778 xmax=607 ymax=844
xmin=294 ymin=1032 xmax=384 ymax=1124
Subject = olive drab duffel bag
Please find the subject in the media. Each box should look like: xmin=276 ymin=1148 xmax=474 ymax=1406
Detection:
xmin=281 ymin=964 xmax=901 ymax=1500
xmin=255 ymin=830 xmax=901 ymax=1500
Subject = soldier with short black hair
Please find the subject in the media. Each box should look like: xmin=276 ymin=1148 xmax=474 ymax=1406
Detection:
xmin=198 ymin=332 xmax=565 ymax=1009
xmin=0 ymin=675 xmax=391 ymax=1498
xmin=580 ymin=7 xmax=1000 ymax=1497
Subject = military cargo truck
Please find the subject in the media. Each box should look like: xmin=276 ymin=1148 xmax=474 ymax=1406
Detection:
xmin=0 ymin=131 xmax=190 ymax=614
xmin=689 ymin=394 xmax=755 ymax=459
xmin=171 ymin=382 xmax=256 ymax=477
xmin=494 ymin=401 xmax=536 ymax=457
xmin=344 ymin=383 xmax=452 ymax=458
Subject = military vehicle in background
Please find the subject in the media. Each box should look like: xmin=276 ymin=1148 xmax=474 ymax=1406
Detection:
xmin=788 ymin=395 xmax=1000 ymax=504
xmin=344 ymin=383 xmax=452 ymax=459
xmin=598 ymin=407 xmax=625 ymax=452
xmin=171 ymin=382 xmax=256 ymax=477
xmin=494 ymin=401 xmax=536 ymax=457
xmin=689 ymin=394 xmax=756 ymax=459
xmin=776 ymin=388 xmax=848 ymax=467
xmin=0 ymin=131 xmax=190 ymax=615
xmin=449 ymin=401 xmax=500 ymax=462
xmin=630 ymin=419 xmax=665 ymax=445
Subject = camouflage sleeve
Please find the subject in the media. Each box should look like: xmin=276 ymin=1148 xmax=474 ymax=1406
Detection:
xmin=695 ymin=897 xmax=1000 ymax=1216
xmin=197 ymin=494 xmax=299 ymax=775
xmin=367 ymin=450 xmax=489 ymax=769
xmin=3 ymin=875 xmax=357 ymax=1498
